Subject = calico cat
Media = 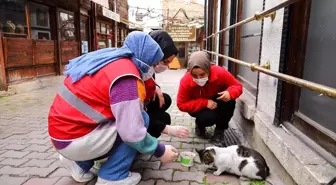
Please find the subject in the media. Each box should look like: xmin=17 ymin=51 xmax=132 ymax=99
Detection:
xmin=196 ymin=145 xmax=270 ymax=180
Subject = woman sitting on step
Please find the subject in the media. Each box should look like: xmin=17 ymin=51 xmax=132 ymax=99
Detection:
xmin=177 ymin=51 xmax=243 ymax=147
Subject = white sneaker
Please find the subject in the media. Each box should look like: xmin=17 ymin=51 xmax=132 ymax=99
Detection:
xmin=95 ymin=172 xmax=141 ymax=185
xmin=59 ymin=155 xmax=95 ymax=182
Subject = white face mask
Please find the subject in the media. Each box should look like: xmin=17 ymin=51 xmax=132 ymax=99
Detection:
xmin=142 ymin=67 xmax=155 ymax=81
xmin=193 ymin=77 xmax=208 ymax=86
xmin=154 ymin=64 xmax=168 ymax=73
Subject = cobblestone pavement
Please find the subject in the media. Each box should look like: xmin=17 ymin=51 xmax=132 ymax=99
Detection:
xmin=0 ymin=69 xmax=253 ymax=185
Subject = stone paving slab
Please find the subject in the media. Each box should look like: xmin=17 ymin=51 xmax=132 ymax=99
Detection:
xmin=0 ymin=70 xmax=258 ymax=185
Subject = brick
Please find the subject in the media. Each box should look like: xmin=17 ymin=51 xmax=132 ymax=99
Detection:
xmin=25 ymin=152 xmax=54 ymax=159
xmin=132 ymin=160 xmax=161 ymax=170
xmin=2 ymin=144 xmax=30 ymax=150
xmin=205 ymin=173 xmax=240 ymax=184
xmin=49 ymin=168 xmax=71 ymax=177
xmin=138 ymin=179 xmax=156 ymax=185
xmin=23 ymin=177 xmax=61 ymax=185
xmin=49 ymin=160 xmax=63 ymax=168
xmin=0 ymin=166 xmax=29 ymax=175
xmin=46 ymin=152 xmax=59 ymax=159
xmin=142 ymin=169 xmax=173 ymax=181
xmin=0 ymin=175 xmax=29 ymax=185
xmin=27 ymin=139 xmax=49 ymax=145
xmin=173 ymin=171 xmax=205 ymax=183
xmin=4 ymin=138 xmax=29 ymax=144
xmin=205 ymin=144 xmax=214 ymax=148
xmin=0 ymin=158 xmax=29 ymax=167
xmin=171 ymin=137 xmax=193 ymax=143
xmin=21 ymin=166 xmax=58 ymax=177
xmin=21 ymin=159 xmax=55 ymax=168
xmin=23 ymin=144 xmax=50 ymax=152
xmin=149 ymin=156 xmax=160 ymax=162
xmin=181 ymin=143 xmax=205 ymax=150
xmin=158 ymin=135 xmax=172 ymax=142
xmin=54 ymin=177 xmax=86 ymax=185
xmin=160 ymin=162 xmax=189 ymax=171
xmin=135 ymin=154 xmax=152 ymax=161
xmin=161 ymin=142 xmax=181 ymax=149
xmin=193 ymin=138 xmax=209 ymax=144
xmin=0 ymin=150 xmax=30 ymax=158
xmin=190 ymin=163 xmax=207 ymax=172
xmin=156 ymin=180 xmax=189 ymax=185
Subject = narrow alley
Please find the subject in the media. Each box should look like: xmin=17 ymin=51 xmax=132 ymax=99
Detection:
xmin=0 ymin=70 xmax=281 ymax=185
xmin=0 ymin=0 xmax=335 ymax=185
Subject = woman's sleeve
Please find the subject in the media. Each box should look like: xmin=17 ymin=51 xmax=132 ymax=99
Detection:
xmin=110 ymin=76 xmax=165 ymax=157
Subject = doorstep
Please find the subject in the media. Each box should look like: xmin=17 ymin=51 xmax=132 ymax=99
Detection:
xmin=0 ymin=76 xmax=64 ymax=98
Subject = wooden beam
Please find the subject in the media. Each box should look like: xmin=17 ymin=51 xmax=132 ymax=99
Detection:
xmin=0 ymin=35 xmax=8 ymax=91
xmin=25 ymin=3 xmax=32 ymax=39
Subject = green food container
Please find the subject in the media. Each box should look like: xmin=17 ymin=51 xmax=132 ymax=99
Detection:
xmin=180 ymin=151 xmax=196 ymax=167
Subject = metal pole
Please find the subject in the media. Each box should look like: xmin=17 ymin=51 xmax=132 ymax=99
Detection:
xmin=204 ymin=0 xmax=302 ymax=41
xmin=204 ymin=50 xmax=336 ymax=99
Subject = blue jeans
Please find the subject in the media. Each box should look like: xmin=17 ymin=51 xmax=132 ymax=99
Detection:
xmin=76 ymin=111 xmax=150 ymax=181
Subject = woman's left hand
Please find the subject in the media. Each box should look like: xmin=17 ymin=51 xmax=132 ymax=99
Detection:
xmin=154 ymin=87 xmax=165 ymax=108
xmin=217 ymin=91 xmax=231 ymax=102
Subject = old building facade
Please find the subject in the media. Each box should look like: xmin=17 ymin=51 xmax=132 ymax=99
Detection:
xmin=204 ymin=0 xmax=336 ymax=184
xmin=0 ymin=0 xmax=129 ymax=91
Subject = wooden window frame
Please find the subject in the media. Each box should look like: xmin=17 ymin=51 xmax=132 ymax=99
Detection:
xmin=218 ymin=0 xmax=227 ymax=67
xmin=281 ymin=0 xmax=336 ymax=157
xmin=80 ymin=15 xmax=91 ymax=54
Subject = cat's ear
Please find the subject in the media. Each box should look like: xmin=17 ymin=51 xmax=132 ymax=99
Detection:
xmin=210 ymin=148 xmax=216 ymax=155
xmin=195 ymin=149 xmax=204 ymax=156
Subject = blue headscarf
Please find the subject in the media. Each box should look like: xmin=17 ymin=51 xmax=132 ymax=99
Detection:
xmin=64 ymin=31 xmax=164 ymax=83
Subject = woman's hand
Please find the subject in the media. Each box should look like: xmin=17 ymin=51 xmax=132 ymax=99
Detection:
xmin=167 ymin=125 xmax=189 ymax=138
xmin=160 ymin=145 xmax=178 ymax=163
xmin=217 ymin=91 xmax=231 ymax=102
xmin=207 ymin=100 xmax=217 ymax=110
xmin=153 ymin=87 xmax=165 ymax=108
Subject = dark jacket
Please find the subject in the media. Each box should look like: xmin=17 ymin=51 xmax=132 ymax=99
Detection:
xmin=149 ymin=30 xmax=178 ymax=60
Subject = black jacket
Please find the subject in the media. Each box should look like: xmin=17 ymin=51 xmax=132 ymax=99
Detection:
xmin=149 ymin=30 xmax=178 ymax=60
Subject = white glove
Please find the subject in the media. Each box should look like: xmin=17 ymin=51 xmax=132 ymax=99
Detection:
xmin=167 ymin=125 xmax=189 ymax=138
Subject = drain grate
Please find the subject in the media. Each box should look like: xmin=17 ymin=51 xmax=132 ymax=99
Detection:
xmin=223 ymin=128 xmax=241 ymax=146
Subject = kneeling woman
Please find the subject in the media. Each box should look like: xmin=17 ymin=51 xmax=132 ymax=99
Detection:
xmin=177 ymin=51 xmax=243 ymax=146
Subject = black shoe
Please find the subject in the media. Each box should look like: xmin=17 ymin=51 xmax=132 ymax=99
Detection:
xmin=195 ymin=125 xmax=206 ymax=137
xmin=211 ymin=131 xmax=225 ymax=147
xmin=195 ymin=126 xmax=211 ymax=139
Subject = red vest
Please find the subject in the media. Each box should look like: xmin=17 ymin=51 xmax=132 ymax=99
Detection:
xmin=48 ymin=58 xmax=141 ymax=140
